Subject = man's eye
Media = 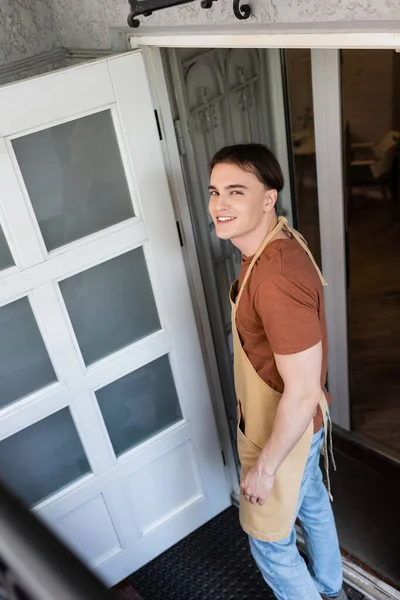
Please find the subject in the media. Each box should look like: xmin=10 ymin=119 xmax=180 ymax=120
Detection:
xmin=231 ymin=190 xmax=243 ymax=195
xmin=210 ymin=191 xmax=218 ymax=196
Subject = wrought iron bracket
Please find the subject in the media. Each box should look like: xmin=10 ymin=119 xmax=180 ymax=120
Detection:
xmin=127 ymin=0 xmax=251 ymax=28
xmin=233 ymin=0 xmax=251 ymax=20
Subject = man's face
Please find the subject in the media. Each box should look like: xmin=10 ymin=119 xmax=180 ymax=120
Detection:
xmin=208 ymin=162 xmax=273 ymax=245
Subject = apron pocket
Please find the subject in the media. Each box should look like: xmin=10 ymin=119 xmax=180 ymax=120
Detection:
xmin=237 ymin=425 xmax=262 ymax=468
xmin=237 ymin=402 xmax=262 ymax=467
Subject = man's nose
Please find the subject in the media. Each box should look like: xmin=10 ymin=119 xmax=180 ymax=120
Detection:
xmin=214 ymin=193 xmax=229 ymax=211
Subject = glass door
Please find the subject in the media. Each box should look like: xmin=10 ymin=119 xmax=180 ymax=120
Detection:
xmin=284 ymin=49 xmax=321 ymax=267
xmin=0 ymin=51 xmax=230 ymax=585
xmin=341 ymin=49 xmax=400 ymax=458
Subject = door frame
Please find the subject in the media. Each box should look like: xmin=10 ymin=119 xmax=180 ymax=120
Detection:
xmin=159 ymin=45 xmax=299 ymax=480
xmin=140 ymin=47 xmax=241 ymax=496
xmin=130 ymin=28 xmax=400 ymax=441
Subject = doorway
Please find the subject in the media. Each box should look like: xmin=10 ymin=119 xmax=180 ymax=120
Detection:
xmin=341 ymin=49 xmax=400 ymax=459
xmin=156 ymin=43 xmax=400 ymax=588
xmin=163 ymin=47 xmax=314 ymax=459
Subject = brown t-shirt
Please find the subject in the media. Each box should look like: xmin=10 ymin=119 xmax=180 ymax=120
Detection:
xmin=236 ymin=237 xmax=330 ymax=432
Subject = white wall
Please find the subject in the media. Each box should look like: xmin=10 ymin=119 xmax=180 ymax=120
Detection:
xmin=0 ymin=1 xmax=59 ymax=67
xmin=1 ymin=1 xmax=400 ymax=67
xmin=52 ymin=0 xmax=117 ymax=51
xmin=52 ymin=0 xmax=400 ymax=50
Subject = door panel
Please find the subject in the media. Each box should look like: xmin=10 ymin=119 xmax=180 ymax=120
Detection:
xmin=0 ymin=51 xmax=230 ymax=585
xmin=96 ymin=355 xmax=183 ymax=457
xmin=59 ymin=248 xmax=161 ymax=366
xmin=11 ymin=110 xmax=135 ymax=252
xmin=0 ymin=296 xmax=57 ymax=408
xmin=0 ymin=407 xmax=91 ymax=506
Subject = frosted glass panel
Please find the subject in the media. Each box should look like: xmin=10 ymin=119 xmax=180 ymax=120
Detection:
xmin=0 ymin=224 xmax=13 ymax=271
xmin=60 ymin=248 xmax=161 ymax=365
xmin=96 ymin=355 xmax=182 ymax=456
xmin=0 ymin=408 xmax=90 ymax=506
xmin=0 ymin=297 xmax=57 ymax=409
xmin=12 ymin=110 xmax=134 ymax=251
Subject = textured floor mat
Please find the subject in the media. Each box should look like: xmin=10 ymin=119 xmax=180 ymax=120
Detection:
xmin=129 ymin=507 xmax=364 ymax=600
xmin=131 ymin=507 xmax=270 ymax=599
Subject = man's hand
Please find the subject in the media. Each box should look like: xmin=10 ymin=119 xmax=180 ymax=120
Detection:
xmin=240 ymin=465 xmax=275 ymax=506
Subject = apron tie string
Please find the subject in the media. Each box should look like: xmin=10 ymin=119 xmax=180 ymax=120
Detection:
xmin=320 ymin=393 xmax=336 ymax=502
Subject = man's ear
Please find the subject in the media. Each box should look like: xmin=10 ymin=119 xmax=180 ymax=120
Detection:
xmin=264 ymin=188 xmax=278 ymax=213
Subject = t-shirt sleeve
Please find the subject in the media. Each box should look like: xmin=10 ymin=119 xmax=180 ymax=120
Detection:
xmin=254 ymin=273 xmax=322 ymax=355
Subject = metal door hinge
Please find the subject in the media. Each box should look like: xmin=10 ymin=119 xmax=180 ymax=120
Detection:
xmin=154 ymin=109 xmax=163 ymax=141
xmin=221 ymin=450 xmax=227 ymax=466
xmin=174 ymin=119 xmax=186 ymax=155
xmin=176 ymin=221 xmax=184 ymax=247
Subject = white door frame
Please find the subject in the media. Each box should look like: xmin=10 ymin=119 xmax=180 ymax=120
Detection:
xmin=310 ymin=49 xmax=350 ymax=429
xmin=129 ymin=28 xmax=400 ymax=436
xmin=140 ymin=46 xmax=240 ymax=494
xmin=129 ymin=28 xmax=400 ymax=50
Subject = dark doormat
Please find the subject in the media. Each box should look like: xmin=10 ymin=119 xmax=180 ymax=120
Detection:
xmin=124 ymin=507 xmax=364 ymax=600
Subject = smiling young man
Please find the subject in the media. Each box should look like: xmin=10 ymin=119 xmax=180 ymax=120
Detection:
xmin=208 ymin=144 xmax=345 ymax=600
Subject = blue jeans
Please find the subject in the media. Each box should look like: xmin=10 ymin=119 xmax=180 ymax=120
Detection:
xmin=249 ymin=428 xmax=343 ymax=600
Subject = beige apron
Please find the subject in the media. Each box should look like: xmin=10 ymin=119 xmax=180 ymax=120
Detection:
xmin=231 ymin=216 xmax=333 ymax=542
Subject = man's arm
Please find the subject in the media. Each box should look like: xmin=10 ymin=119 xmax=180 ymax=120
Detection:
xmin=240 ymin=341 xmax=322 ymax=505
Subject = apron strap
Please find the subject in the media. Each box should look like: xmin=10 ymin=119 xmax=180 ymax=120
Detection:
xmin=236 ymin=216 xmax=327 ymax=309
xmin=319 ymin=392 xmax=337 ymax=501
xmin=280 ymin=217 xmax=328 ymax=288
xmin=236 ymin=217 xmax=285 ymax=308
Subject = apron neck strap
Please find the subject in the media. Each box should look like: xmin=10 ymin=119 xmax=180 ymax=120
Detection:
xmin=236 ymin=217 xmax=284 ymax=307
xmin=235 ymin=216 xmax=327 ymax=308
xmin=285 ymin=219 xmax=327 ymax=288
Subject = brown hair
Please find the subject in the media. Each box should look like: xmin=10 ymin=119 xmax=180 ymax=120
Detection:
xmin=209 ymin=143 xmax=284 ymax=192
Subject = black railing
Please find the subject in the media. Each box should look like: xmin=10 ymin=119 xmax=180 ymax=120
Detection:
xmin=0 ymin=482 xmax=113 ymax=600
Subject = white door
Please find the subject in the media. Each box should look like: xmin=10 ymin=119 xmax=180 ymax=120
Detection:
xmin=0 ymin=51 xmax=231 ymax=586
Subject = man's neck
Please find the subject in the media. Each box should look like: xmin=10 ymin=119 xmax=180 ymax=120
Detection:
xmin=233 ymin=217 xmax=280 ymax=257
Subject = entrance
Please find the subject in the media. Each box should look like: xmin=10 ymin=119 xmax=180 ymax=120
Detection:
xmin=164 ymin=47 xmax=299 ymax=456
xmin=163 ymin=47 xmax=323 ymax=460
xmin=155 ymin=42 xmax=400 ymax=589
